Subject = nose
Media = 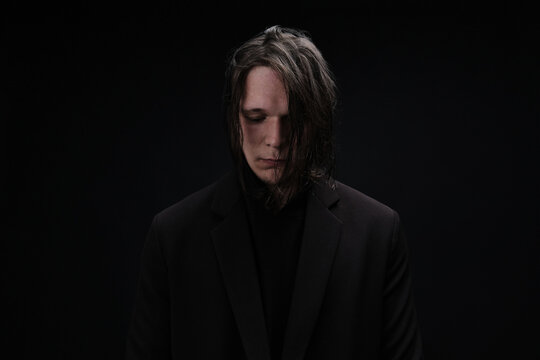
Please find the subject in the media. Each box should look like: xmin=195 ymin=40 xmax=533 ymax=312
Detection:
xmin=265 ymin=116 xmax=285 ymax=149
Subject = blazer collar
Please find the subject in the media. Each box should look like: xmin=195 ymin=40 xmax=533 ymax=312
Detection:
xmin=210 ymin=171 xmax=243 ymax=217
xmin=210 ymin=172 xmax=342 ymax=360
xmin=210 ymin=172 xmax=340 ymax=214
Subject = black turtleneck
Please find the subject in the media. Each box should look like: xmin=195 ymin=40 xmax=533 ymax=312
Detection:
xmin=241 ymin=167 xmax=308 ymax=360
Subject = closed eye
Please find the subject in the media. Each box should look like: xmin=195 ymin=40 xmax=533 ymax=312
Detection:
xmin=245 ymin=116 xmax=265 ymax=123
xmin=241 ymin=108 xmax=267 ymax=123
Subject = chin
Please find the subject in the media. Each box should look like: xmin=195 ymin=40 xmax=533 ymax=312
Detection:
xmin=256 ymin=170 xmax=280 ymax=185
xmin=259 ymin=177 xmax=277 ymax=185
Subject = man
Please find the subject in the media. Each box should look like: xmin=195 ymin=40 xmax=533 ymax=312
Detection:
xmin=126 ymin=25 xmax=423 ymax=360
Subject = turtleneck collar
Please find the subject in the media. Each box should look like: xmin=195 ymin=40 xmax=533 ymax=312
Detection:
xmin=240 ymin=163 xmax=309 ymax=217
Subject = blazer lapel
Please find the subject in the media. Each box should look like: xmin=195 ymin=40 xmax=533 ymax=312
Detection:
xmin=210 ymin=173 xmax=271 ymax=360
xmin=282 ymin=181 xmax=342 ymax=360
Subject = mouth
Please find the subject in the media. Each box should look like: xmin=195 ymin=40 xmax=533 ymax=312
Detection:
xmin=259 ymin=158 xmax=285 ymax=167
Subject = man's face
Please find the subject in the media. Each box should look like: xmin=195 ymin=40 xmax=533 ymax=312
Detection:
xmin=239 ymin=66 xmax=289 ymax=185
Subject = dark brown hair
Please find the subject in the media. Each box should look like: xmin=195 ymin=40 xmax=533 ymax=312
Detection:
xmin=223 ymin=25 xmax=337 ymax=210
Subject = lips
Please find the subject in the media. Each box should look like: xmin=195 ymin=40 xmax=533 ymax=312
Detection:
xmin=259 ymin=158 xmax=285 ymax=167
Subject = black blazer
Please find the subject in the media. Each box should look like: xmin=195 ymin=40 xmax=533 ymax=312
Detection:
xmin=126 ymin=172 xmax=423 ymax=360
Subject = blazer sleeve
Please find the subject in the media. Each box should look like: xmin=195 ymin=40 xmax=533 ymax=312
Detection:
xmin=126 ymin=215 xmax=171 ymax=360
xmin=381 ymin=211 xmax=423 ymax=360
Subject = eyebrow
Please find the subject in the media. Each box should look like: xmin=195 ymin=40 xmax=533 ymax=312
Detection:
xmin=241 ymin=108 xmax=266 ymax=115
xmin=241 ymin=108 xmax=289 ymax=118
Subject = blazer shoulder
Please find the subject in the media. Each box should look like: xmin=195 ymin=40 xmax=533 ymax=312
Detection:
xmin=153 ymin=175 xmax=224 ymax=229
xmin=334 ymin=180 xmax=397 ymax=222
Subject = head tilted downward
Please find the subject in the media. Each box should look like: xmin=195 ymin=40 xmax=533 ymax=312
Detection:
xmin=223 ymin=25 xmax=338 ymax=210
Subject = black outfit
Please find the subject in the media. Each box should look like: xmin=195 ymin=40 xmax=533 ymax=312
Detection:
xmin=242 ymin=168 xmax=307 ymax=359
xmin=126 ymin=171 xmax=423 ymax=360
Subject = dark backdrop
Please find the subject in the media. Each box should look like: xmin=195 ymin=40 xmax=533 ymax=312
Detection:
xmin=5 ymin=2 xmax=539 ymax=359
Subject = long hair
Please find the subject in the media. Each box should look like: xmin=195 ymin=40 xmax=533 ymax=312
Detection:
xmin=223 ymin=25 xmax=337 ymax=211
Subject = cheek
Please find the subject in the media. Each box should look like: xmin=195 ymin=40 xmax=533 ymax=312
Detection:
xmin=241 ymin=123 xmax=263 ymax=147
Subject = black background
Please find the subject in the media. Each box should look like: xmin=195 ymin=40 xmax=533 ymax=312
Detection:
xmin=4 ymin=1 xmax=539 ymax=359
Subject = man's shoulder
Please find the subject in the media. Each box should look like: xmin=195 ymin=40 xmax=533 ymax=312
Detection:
xmin=153 ymin=173 xmax=231 ymax=226
xmin=333 ymin=180 xmax=396 ymax=221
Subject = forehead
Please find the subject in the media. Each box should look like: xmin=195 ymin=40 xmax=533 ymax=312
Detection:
xmin=241 ymin=66 xmax=288 ymax=111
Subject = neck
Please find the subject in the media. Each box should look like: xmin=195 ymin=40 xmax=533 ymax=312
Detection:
xmin=240 ymin=163 xmax=309 ymax=213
